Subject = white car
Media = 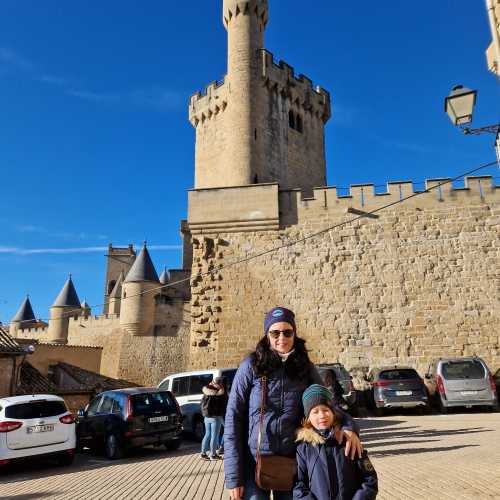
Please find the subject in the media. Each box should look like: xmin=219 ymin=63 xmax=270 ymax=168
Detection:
xmin=158 ymin=368 xmax=237 ymax=441
xmin=0 ymin=394 xmax=76 ymax=467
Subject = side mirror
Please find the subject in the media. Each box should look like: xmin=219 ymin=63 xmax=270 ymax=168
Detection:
xmin=77 ymin=409 xmax=86 ymax=418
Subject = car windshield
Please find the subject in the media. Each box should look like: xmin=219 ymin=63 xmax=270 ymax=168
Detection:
xmin=379 ymin=369 xmax=419 ymax=381
xmin=5 ymin=400 xmax=67 ymax=419
xmin=442 ymin=361 xmax=485 ymax=380
xmin=132 ymin=392 xmax=177 ymax=416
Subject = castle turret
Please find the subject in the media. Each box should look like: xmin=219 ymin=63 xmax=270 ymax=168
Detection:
xmin=223 ymin=0 xmax=268 ymax=187
xmin=190 ymin=0 xmax=330 ymax=195
xmin=159 ymin=268 xmax=169 ymax=286
xmin=10 ymin=295 xmax=36 ymax=337
xmin=108 ymin=271 xmax=124 ymax=316
xmin=120 ymin=243 xmax=159 ymax=336
xmin=80 ymin=300 xmax=91 ymax=317
xmin=48 ymin=275 xmax=81 ymax=344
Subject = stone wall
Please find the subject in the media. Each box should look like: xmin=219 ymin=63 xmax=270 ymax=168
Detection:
xmin=26 ymin=343 xmax=102 ymax=377
xmin=0 ymin=357 xmax=15 ymax=397
xmin=188 ymin=177 xmax=500 ymax=376
xmin=100 ymin=299 xmax=191 ymax=386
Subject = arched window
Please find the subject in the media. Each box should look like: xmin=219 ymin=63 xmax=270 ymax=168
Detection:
xmin=107 ymin=280 xmax=116 ymax=295
xmin=288 ymin=110 xmax=295 ymax=129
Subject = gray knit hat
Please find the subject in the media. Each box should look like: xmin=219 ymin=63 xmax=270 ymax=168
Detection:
xmin=302 ymin=384 xmax=334 ymax=417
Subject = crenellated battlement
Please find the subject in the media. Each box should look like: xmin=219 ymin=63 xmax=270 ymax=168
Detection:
xmin=285 ymin=175 xmax=499 ymax=216
xmin=188 ymin=176 xmax=499 ymax=234
xmin=261 ymin=50 xmax=331 ymax=123
xmin=223 ymin=0 xmax=269 ymax=29
xmin=189 ymin=79 xmax=228 ymax=127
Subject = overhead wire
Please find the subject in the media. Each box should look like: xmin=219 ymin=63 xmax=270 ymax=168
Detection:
xmin=11 ymin=159 xmax=500 ymax=326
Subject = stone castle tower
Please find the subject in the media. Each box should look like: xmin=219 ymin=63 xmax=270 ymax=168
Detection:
xmin=190 ymin=0 xmax=331 ymax=195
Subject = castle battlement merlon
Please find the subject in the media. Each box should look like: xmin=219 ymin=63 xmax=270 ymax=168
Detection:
xmin=189 ymin=79 xmax=229 ymax=127
xmin=261 ymin=50 xmax=331 ymax=122
xmin=223 ymin=0 xmax=269 ymax=28
xmin=302 ymin=175 xmax=499 ymax=213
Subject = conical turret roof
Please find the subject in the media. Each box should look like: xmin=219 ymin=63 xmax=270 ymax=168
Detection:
xmin=159 ymin=268 xmax=169 ymax=285
xmin=124 ymin=244 xmax=159 ymax=283
xmin=12 ymin=296 xmax=36 ymax=323
xmin=109 ymin=271 xmax=124 ymax=298
xmin=52 ymin=275 xmax=81 ymax=308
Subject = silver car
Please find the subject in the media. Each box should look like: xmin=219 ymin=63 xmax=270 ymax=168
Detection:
xmin=425 ymin=357 xmax=499 ymax=413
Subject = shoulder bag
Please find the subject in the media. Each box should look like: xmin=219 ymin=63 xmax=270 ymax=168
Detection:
xmin=255 ymin=376 xmax=297 ymax=492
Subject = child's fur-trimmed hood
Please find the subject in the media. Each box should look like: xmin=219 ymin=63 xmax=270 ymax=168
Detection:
xmin=202 ymin=384 xmax=224 ymax=396
xmin=296 ymin=426 xmax=327 ymax=446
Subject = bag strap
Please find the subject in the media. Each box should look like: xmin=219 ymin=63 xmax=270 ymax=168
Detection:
xmin=256 ymin=376 xmax=267 ymax=461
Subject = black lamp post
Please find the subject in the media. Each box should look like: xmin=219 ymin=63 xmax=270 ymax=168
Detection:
xmin=444 ymin=85 xmax=500 ymax=168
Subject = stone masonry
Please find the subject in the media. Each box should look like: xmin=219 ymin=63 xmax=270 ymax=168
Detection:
xmin=188 ymin=178 xmax=500 ymax=376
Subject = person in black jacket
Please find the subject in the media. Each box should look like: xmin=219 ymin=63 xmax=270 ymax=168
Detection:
xmin=200 ymin=376 xmax=228 ymax=461
xmin=294 ymin=385 xmax=378 ymax=500
xmin=323 ymin=369 xmax=347 ymax=408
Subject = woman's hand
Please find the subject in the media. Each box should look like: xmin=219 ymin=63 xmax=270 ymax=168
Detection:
xmin=229 ymin=486 xmax=244 ymax=500
xmin=334 ymin=426 xmax=363 ymax=460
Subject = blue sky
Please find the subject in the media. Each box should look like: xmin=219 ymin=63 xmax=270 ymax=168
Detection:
xmin=1 ymin=0 xmax=499 ymax=323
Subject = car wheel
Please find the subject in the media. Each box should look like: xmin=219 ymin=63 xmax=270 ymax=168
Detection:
xmin=164 ymin=439 xmax=182 ymax=451
xmin=57 ymin=452 xmax=75 ymax=467
xmin=105 ymin=434 xmax=124 ymax=460
xmin=193 ymin=417 xmax=205 ymax=442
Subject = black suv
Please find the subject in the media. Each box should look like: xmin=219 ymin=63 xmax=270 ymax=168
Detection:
xmin=76 ymin=388 xmax=183 ymax=460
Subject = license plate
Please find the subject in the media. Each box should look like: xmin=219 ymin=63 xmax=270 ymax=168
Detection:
xmin=461 ymin=391 xmax=477 ymax=396
xmin=149 ymin=416 xmax=168 ymax=424
xmin=27 ymin=425 xmax=54 ymax=434
xmin=396 ymin=391 xmax=412 ymax=396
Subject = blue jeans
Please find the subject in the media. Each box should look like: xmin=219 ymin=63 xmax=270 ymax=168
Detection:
xmin=243 ymin=455 xmax=293 ymax=500
xmin=201 ymin=417 xmax=223 ymax=457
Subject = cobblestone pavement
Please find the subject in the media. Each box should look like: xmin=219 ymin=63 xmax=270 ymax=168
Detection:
xmin=0 ymin=412 xmax=499 ymax=499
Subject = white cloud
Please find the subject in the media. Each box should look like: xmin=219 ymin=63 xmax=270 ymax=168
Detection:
xmin=0 ymin=47 xmax=35 ymax=71
xmin=0 ymin=245 xmax=182 ymax=256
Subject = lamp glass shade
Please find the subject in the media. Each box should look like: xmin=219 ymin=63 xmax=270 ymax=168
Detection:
xmin=444 ymin=86 xmax=477 ymax=126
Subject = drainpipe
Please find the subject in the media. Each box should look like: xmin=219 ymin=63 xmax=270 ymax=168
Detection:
xmin=486 ymin=0 xmax=500 ymax=78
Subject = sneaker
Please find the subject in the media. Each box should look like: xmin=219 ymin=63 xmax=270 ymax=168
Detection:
xmin=216 ymin=450 xmax=224 ymax=458
xmin=200 ymin=453 xmax=210 ymax=461
xmin=210 ymin=455 xmax=220 ymax=461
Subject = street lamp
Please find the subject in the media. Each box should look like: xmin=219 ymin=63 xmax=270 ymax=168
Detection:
xmin=444 ymin=85 xmax=500 ymax=168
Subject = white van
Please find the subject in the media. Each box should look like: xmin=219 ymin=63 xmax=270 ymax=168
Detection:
xmin=158 ymin=368 xmax=237 ymax=441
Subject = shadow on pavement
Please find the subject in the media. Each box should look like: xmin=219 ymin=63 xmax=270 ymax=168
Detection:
xmin=358 ymin=416 xmax=493 ymax=457
xmin=0 ymin=439 xmax=200 ymax=485
xmin=0 ymin=494 xmax=58 ymax=499
xmin=370 ymin=444 xmax=480 ymax=457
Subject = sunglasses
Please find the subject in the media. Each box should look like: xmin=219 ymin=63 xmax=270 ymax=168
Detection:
xmin=268 ymin=329 xmax=295 ymax=339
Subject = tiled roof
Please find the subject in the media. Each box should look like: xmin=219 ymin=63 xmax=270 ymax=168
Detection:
xmin=16 ymin=361 xmax=138 ymax=396
xmin=0 ymin=326 xmax=25 ymax=355
xmin=55 ymin=362 xmax=136 ymax=391
xmin=17 ymin=362 xmax=58 ymax=395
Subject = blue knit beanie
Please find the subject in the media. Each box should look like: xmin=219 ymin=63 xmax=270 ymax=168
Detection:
xmin=264 ymin=307 xmax=296 ymax=335
xmin=302 ymin=384 xmax=334 ymax=417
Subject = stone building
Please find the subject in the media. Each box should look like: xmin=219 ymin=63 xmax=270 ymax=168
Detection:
xmin=8 ymin=0 xmax=500 ymax=385
xmin=486 ymin=0 xmax=500 ymax=77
